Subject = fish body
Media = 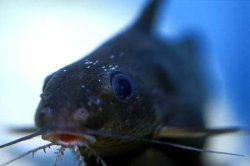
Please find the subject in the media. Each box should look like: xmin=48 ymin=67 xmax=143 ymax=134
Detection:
xmin=8 ymin=0 xmax=208 ymax=166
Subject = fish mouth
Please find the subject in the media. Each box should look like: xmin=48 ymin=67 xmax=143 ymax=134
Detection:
xmin=42 ymin=131 xmax=96 ymax=147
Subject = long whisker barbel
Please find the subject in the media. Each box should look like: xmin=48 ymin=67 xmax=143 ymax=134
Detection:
xmin=72 ymin=145 xmax=87 ymax=166
xmin=83 ymin=142 xmax=107 ymax=166
xmin=53 ymin=145 xmax=66 ymax=166
xmin=0 ymin=143 xmax=55 ymax=166
xmin=0 ymin=127 xmax=246 ymax=166
xmin=0 ymin=131 xmax=42 ymax=149
xmin=84 ymin=129 xmax=245 ymax=157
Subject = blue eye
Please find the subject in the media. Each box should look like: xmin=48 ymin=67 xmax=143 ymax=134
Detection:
xmin=111 ymin=72 xmax=135 ymax=100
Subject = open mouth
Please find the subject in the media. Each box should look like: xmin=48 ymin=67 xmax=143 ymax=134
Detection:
xmin=42 ymin=131 xmax=96 ymax=147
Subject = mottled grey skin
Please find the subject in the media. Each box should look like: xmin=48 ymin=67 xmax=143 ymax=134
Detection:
xmin=35 ymin=0 xmax=206 ymax=165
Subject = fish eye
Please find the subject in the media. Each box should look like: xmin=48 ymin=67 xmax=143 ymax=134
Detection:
xmin=110 ymin=72 xmax=135 ymax=100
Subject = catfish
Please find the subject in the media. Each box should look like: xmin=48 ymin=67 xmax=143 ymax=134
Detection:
xmin=0 ymin=0 xmax=246 ymax=166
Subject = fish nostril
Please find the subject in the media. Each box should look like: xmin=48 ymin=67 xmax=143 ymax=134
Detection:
xmin=73 ymin=108 xmax=90 ymax=121
xmin=40 ymin=107 xmax=52 ymax=117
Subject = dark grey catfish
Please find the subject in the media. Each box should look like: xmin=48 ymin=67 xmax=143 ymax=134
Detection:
xmin=0 ymin=1 xmax=244 ymax=166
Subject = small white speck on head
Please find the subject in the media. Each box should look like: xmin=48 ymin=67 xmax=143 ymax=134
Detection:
xmin=81 ymin=85 xmax=85 ymax=88
xmin=104 ymin=69 xmax=107 ymax=72
xmin=102 ymin=66 xmax=106 ymax=69
xmin=110 ymin=55 xmax=115 ymax=59
xmin=109 ymin=65 xmax=118 ymax=71
xmin=109 ymin=65 xmax=113 ymax=67
xmin=86 ymin=66 xmax=91 ymax=69
xmin=63 ymin=69 xmax=67 ymax=72
xmin=85 ymin=61 xmax=93 ymax=65
xmin=98 ymin=79 xmax=101 ymax=82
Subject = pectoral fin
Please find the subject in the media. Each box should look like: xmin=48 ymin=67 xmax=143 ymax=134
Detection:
xmin=154 ymin=126 xmax=248 ymax=139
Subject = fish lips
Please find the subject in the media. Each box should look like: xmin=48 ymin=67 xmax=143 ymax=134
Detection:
xmin=42 ymin=130 xmax=96 ymax=147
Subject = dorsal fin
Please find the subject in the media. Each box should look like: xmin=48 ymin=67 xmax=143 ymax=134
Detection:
xmin=132 ymin=0 xmax=163 ymax=33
